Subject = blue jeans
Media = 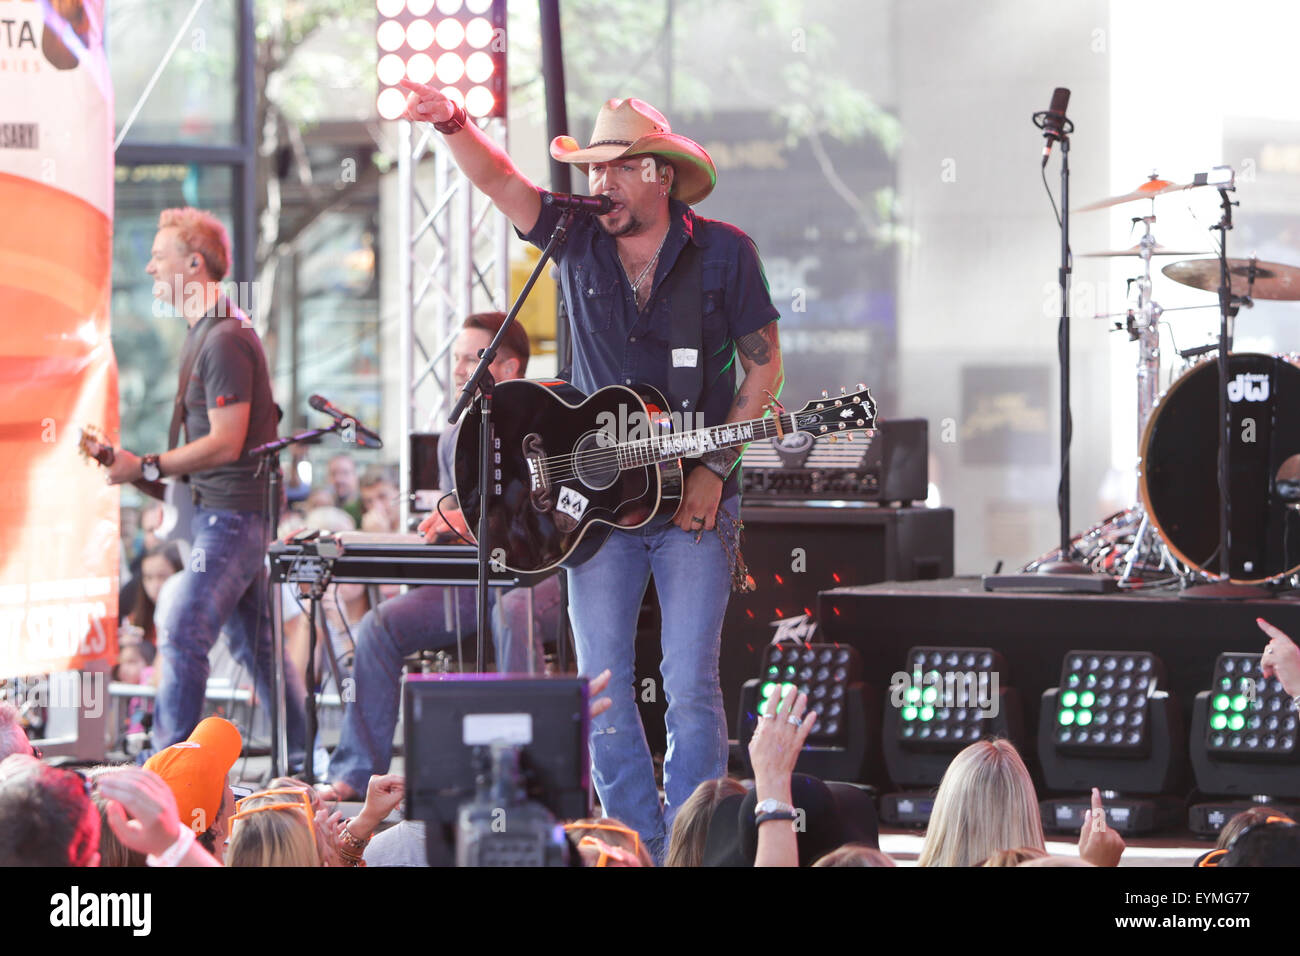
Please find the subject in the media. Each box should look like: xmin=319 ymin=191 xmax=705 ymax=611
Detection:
xmin=566 ymin=501 xmax=735 ymax=863
xmin=156 ymin=507 xmax=308 ymax=761
xmin=329 ymin=580 xmax=555 ymax=796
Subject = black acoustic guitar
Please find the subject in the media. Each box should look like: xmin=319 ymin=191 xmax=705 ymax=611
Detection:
xmin=454 ymin=380 xmax=877 ymax=573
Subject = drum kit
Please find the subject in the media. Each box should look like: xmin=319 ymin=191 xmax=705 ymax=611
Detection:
xmin=1024 ymin=172 xmax=1300 ymax=590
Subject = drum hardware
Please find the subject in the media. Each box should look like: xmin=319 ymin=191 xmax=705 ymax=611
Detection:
xmin=1173 ymin=174 xmax=1278 ymax=599
xmin=1031 ymin=167 xmax=1299 ymax=592
xmin=1161 ymin=257 xmax=1300 ymax=301
xmin=1176 ymin=341 xmax=1219 ymax=361
xmin=1075 ymin=167 xmax=1235 ymax=213
xmin=1139 ymin=355 xmax=1300 ymax=586
xmin=1080 ymin=243 xmax=1211 ymax=258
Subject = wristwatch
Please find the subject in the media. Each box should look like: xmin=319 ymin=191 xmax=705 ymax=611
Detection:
xmin=753 ymin=797 xmax=796 ymax=826
xmin=433 ymin=101 xmax=467 ymax=135
xmin=141 ymin=454 xmax=162 ymax=482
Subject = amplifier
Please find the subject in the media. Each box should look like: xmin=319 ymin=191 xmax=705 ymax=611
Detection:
xmin=741 ymin=418 xmax=928 ymax=504
xmin=409 ymin=432 xmax=444 ymax=514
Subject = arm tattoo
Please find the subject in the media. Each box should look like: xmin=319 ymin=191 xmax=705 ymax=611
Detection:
xmin=735 ymin=322 xmax=776 ymax=366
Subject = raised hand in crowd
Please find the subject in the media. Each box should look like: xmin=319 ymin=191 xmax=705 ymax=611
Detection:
xmin=345 ymin=773 xmax=406 ymax=845
xmin=748 ymin=684 xmax=817 ymax=867
xmin=1258 ymin=618 xmax=1300 ymax=697
xmin=97 ymin=768 xmax=221 ymax=867
xmin=1077 ymin=787 xmax=1125 ymax=867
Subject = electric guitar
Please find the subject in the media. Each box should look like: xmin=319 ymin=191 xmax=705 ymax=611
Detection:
xmin=78 ymin=426 xmax=167 ymax=501
xmin=454 ymin=380 xmax=877 ymax=573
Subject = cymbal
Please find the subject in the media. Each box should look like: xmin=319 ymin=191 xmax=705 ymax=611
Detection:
xmin=1161 ymin=258 xmax=1300 ymax=300
xmin=1076 ymin=176 xmax=1198 ymax=213
xmin=1080 ymin=243 xmax=1210 ymax=258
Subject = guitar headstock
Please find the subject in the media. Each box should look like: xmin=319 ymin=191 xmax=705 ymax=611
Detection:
xmin=78 ymin=425 xmax=115 ymax=467
xmin=793 ymin=385 xmax=878 ymax=438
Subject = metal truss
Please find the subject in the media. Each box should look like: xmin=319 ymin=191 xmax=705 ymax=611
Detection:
xmin=397 ymin=118 xmax=510 ymax=530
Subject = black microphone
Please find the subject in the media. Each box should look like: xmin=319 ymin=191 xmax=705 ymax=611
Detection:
xmin=1038 ymin=87 xmax=1072 ymax=167
xmin=308 ymin=394 xmax=383 ymax=449
xmin=542 ymin=191 xmax=613 ymax=214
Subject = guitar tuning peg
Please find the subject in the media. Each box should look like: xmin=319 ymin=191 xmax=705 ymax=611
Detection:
xmin=820 ymin=389 xmax=829 ymax=399
xmin=856 ymin=382 xmax=866 ymax=391
xmin=839 ymin=386 xmax=847 ymax=395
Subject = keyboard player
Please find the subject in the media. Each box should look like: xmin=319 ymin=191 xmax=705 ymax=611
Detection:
xmin=318 ymin=313 xmax=561 ymax=801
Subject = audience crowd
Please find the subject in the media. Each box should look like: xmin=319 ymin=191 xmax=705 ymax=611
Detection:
xmin=6 ymin=583 xmax=1300 ymax=869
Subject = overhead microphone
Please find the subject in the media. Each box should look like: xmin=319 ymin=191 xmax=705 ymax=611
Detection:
xmin=1035 ymin=87 xmax=1073 ymax=167
xmin=308 ymin=394 xmax=383 ymax=449
xmin=541 ymin=191 xmax=613 ymax=214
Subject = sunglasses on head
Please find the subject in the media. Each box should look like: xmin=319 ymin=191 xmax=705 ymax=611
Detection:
xmin=231 ymin=787 xmax=317 ymax=840
xmin=563 ymin=821 xmax=643 ymax=867
xmin=1197 ymin=815 xmax=1295 ymax=866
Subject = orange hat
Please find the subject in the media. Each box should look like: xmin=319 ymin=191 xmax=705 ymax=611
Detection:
xmin=145 ymin=717 xmax=242 ymax=836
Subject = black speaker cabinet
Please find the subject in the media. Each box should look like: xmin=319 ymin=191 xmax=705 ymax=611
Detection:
xmin=720 ymin=505 xmax=954 ymax=738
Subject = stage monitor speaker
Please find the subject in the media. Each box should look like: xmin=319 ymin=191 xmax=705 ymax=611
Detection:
xmin=720 ymin=505 xmax=954 ymax=740
xmin=409 ymin=432 xmax=443 ymax=515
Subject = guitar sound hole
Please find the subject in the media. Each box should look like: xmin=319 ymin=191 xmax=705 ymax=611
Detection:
xmin=571 ymin=430 xmax=620 ymax=490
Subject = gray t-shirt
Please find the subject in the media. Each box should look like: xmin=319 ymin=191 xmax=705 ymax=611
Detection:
xmin=364 ymin=819 xmax=428 ymax=867
xmin=177 ymin=312 xmax=279 ymax=512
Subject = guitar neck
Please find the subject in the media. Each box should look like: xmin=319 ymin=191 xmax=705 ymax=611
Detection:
xmin=617 ymin=412 xmax=797 ymax=468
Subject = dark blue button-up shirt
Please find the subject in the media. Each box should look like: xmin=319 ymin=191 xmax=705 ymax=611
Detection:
xmin=519 ymin=194 xmax=780 ymax=498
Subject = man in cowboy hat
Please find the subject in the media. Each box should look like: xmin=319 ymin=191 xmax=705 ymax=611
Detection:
xmin=398 ymin=82 xmax=785 ymax=862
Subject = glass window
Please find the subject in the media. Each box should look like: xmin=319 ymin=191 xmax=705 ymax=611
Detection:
xmin=111 ymin=162 xmax=236 ymax=456
xmin=284 ymin=210 xmax=380 ymax=430
xmin=110 ymin=0 xmax=238 ymax=146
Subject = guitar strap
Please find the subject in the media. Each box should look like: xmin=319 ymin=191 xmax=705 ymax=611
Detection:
xmin=663 ymin=241 xmax=704 ymax=416
xmin=168 ymin=306 xmax=237 ymax=452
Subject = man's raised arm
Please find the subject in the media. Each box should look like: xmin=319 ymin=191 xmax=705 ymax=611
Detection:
xmin=399 ymin=78 xmax=543 ymax=235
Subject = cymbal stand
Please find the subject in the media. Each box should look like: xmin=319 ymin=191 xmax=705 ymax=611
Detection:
xmin=1116 ymin=213 xmax=1185 ymax=584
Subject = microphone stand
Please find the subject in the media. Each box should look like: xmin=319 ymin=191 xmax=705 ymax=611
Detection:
xmin=450 ymin=208 xmax=577 ymax=671
xmin=985 ymin=117 xmax=1117 ymax=593
xmin=250 ymin=420 xmax=355 ymax=778
xmin=1181 ymin=188 xmax=1272 ymax=601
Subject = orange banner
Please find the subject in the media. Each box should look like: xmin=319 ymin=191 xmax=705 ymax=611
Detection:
xmin=0 ymin=0 xmax=118 ymax=679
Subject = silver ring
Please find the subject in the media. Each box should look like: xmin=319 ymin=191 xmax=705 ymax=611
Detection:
xmin=786 ymin=714 xmax=801 ymax=726
xmin=691 ymin=515 xmax=705 ymax=525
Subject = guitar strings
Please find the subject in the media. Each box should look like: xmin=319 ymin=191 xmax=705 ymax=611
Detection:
xmin=536 ymin=413 xmax=797 ymax=484
xmin=537 ymin=415 xmax=788 ymax=474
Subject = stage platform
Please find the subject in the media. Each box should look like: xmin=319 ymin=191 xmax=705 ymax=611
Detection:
xmin=817 ymin=577 xmax=1300 ymax=730
xmin=814 ymin=577 xmax=1300 ymax=829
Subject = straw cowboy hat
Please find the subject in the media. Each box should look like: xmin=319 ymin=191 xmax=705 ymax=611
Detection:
xmin=550 ymin=98 xmax=717 ymax=205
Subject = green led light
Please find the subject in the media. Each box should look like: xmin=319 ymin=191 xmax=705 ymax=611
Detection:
xmin=906 ymin=687 xmax=922 ymax=704
xmin=760 ymin=682 xmax=777 ymax=699
xmin=1076 ymin=710 xmax=1093 ymax=726
xmin=1058 ymin=709 xmax=1076 ymax=726
xmin=1231 ymin=696 xmax=1248 ymax=712
xmin=1210 ymin=713 xmax=1228 ymax=731
xmin=1061 ymin=691 xmax=1078 ymax=707
xmin=784 ymin=666 xmax=796 ymax=678
xmin=1213 ymin=694 xmax=1230 ymax=712
xmin=1228 ymin=713 xmax=1246 ymax=732
xmin=902 ymin=706 xmax=918 ymax=721
xmin=919 ymin=706 xmax=935 ymax=722
xmin=922 ymin=686 xmax=939 ymax=705
xmin=1221 ymin=677 xmax=1232 ymax=690
xmin=1080 ymin=691 xmax=1096 ymax=708
xmin=1067 ymin=673 xmax=1081 ymax=688
xmin=767 ymin=666 xmax=780 ymax=677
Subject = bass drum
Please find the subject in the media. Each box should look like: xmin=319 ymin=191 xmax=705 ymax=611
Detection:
xmin=1140 ymin=353 xmax=1300 ymax=583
